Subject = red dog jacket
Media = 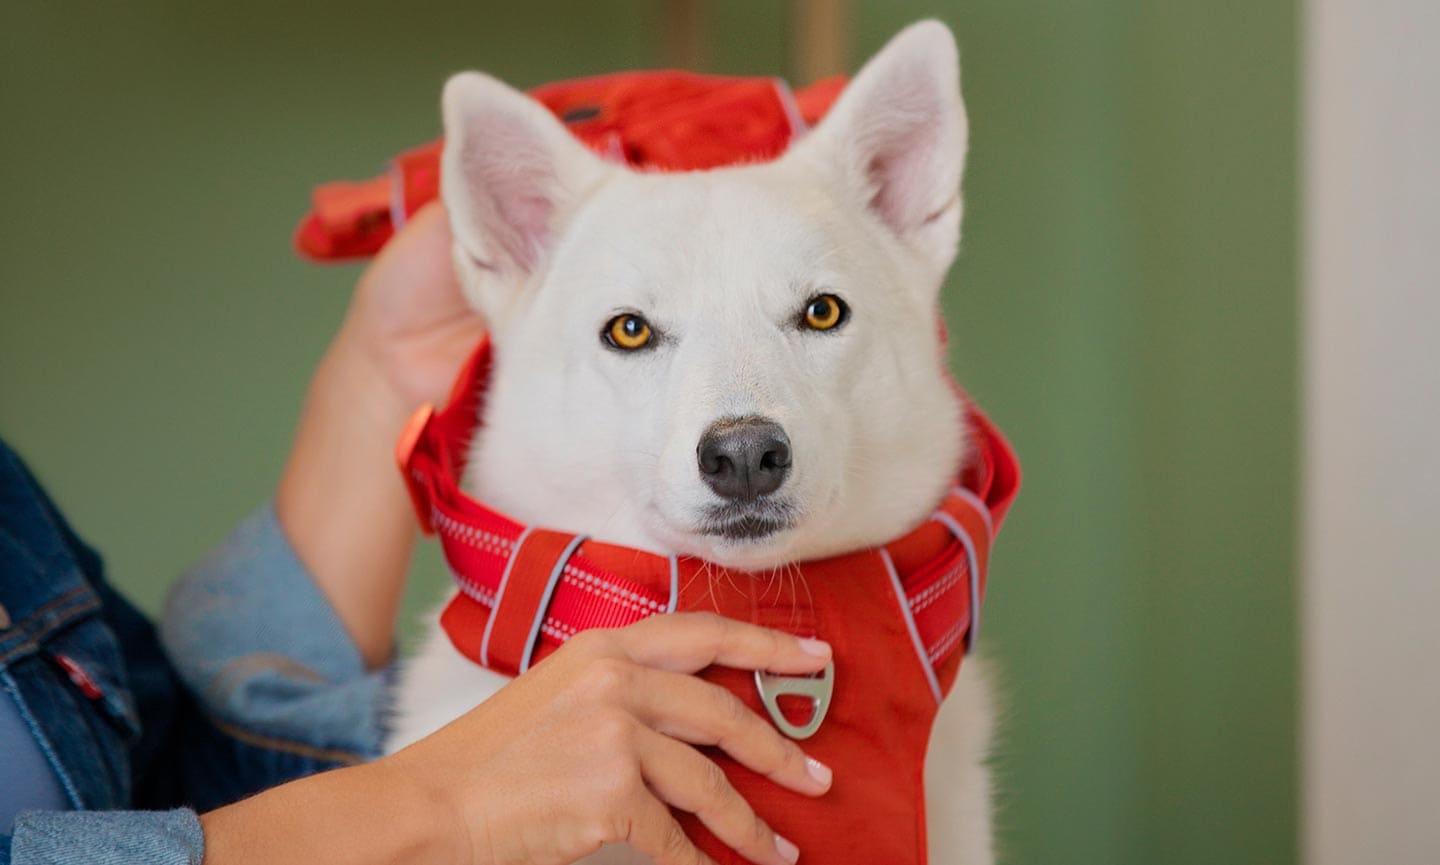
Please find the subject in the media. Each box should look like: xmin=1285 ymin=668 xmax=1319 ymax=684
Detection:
xmin=396 ymin=340 xmax=1020 ymax=865
xmin=294 ymin=71 xmax=847 ymax=261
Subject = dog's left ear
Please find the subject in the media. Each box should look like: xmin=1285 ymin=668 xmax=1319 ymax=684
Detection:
xmin=440 ymin=72 xmax=613 ymax=317
xmin=788 ymin=20 xmax=968 ymax=282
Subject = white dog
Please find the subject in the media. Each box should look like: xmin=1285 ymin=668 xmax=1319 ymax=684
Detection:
xmin=391 ymin=20 xmax=997 ymax=865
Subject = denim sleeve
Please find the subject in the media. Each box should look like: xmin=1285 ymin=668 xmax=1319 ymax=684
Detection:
xmin=159 ymin=502 xmax=390 ymax=766
xmin=3 ymin=809 xmax=203 ymax=865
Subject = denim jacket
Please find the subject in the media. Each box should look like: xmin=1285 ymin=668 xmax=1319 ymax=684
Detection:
xmin=0 ymin=441 xmax=390 ymax=863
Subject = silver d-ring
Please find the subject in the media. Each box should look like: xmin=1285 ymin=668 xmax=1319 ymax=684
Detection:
xmin=754 ymin=661 xmax=835 ymax=740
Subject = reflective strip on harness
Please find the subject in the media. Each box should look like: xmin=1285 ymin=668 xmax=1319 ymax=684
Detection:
xmin=480 ymin=528 xmax=586 ymax=675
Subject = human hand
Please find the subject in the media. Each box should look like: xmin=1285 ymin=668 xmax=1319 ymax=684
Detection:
xmin=332 ymin=201 xmax=486 ymax=415
xmin=388 ymin=613 xmax=835 ymax=865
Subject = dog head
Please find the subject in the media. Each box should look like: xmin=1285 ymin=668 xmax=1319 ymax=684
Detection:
xmin=443 ymin=21 xmax=969 ymax=569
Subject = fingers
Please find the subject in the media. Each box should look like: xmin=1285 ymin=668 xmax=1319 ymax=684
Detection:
xmin=366 ymin=201 xmax=451 ymax=282
xmin=607 ymin=612 xmax=831 ymax=676
xmin=630 ymin=669 xmax=831 ymax=797
xmin=356 ymin=199 xmax=470 ymax=328
xmin=624 ymin=788 xmax=720 ymax=865
xmin=638 ymin=729 xmax=800 ymax=865
xmin=389 ymin=201 xmax=450 ymax=249
xmin=549 ymin=615 xmax=829 ymax=865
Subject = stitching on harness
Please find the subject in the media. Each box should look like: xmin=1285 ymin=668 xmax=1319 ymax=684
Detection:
xmin=453 ymin=576 xmax=498 ymax=608
xmin=541 ymin=620 xmax=577 ymax=642
xmin=908 ymin=562 xmax=965 ymax=613
xmin=561 ymin=567 xmax=666 ymax=614
xmin=431 ymin=508 xmax=515 ymax=558
xmin=562 ymin=573 xmax=659 ymax=616
xmin=927 ymin=621 xmax=967 ymax=662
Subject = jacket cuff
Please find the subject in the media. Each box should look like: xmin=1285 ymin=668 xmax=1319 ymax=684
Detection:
xmin=160 ymin=501 xmax=388 ymax=757
xmin=6 ymin=809 xmax=202 ymax=865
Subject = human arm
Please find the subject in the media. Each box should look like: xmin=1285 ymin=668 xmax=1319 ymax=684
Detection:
xmin=275 ymin=203 xmax=486 ymax=669
xmin=197 ymin=614 xmax=831 ymax=865
xmin=12 ymin=616 xmax=830 ymax=865
xmin=157 ymin=203 xmax=480 ymax=792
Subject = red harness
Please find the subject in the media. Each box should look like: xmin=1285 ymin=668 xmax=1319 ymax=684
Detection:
xmin=396 ymin=341 xmax=1020 ymax=865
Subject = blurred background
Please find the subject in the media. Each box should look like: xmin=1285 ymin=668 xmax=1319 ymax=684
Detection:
xmin=1 ymin=1 xmax=1434 ymax=863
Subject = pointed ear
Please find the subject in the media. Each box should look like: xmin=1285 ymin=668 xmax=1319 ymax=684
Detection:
xmin=790 ymin=21 xmax=968 ymax=278
xmin=440 ymin=72 xmax=610 ymax=303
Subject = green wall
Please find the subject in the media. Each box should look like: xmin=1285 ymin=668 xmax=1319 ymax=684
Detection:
xmin=0 ymin=2 xmax=1296 ymax=863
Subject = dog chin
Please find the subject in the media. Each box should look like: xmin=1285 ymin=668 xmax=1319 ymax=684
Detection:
xmin=650 ymin=505 xmax=805 ymax=570
xmin=691 ymin=531 xmax=801 ymax=572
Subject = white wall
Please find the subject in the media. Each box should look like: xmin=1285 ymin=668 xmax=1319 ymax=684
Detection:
xmin=1303 ymin=2 xmax=1440 ymax=863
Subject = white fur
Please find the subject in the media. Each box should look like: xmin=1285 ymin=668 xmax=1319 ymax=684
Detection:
xmin=390 ymin=21 xmax=995 ymax=865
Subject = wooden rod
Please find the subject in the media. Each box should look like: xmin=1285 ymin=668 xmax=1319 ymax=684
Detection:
xmin=787 ymin=0 xmax=849 ymax=84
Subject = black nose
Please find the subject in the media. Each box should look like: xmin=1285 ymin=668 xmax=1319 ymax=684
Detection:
xmin=697 ymin=417 xmax=792 ymax=501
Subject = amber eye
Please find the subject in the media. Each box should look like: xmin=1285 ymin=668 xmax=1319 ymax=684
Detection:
xmin=604 ymin=313 xmax=654 ymax=351
xmin=802 ymin=294 xmax=848 ymax=331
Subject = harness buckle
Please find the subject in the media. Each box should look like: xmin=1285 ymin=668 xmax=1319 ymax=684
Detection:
xmin=394 ymin=404 xmax=437 ymax=533
xmin=755 ymin=661 xmax=835 ymax=740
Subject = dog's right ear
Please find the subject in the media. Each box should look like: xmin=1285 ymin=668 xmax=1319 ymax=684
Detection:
xmin=785 ymin=21 xmax=968 ymax=286
xmin=441 ymin=72 xmax=612 ymax=314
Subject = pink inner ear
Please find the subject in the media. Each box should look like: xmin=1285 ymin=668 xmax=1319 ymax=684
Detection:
xmin=867 ymin=134 xmax=935 ymax=233
xmin=849 ymin=62 xmax=950 ymax=237
xmin=868 ymin=150 xmax=905 ymax=229
xmin=458 ymin=110 xmax=562 ymax=274
xmin=500 ymin=192 xmax=553 ymax=272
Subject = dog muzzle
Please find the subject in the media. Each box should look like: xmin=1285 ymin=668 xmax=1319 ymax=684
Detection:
xmin=396 ymin=339 xmax=1020 ymax=865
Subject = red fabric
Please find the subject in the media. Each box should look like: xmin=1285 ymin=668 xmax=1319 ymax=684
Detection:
xmin=482 ymin=528 xmax=580 ymax=674
xmin=397 ymin=339 xmax=1021 ymax=865
xmin=293 ymin=71 xmax=846 ymax=261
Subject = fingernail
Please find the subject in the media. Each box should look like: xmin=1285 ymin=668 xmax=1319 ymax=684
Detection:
xmin=797 ymin=638 xmax=830 ymax=657
xmin=775 ymin=834 xmax=800 ymax=864
xmin=805 ymin=756 xmax=833 ymax=788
